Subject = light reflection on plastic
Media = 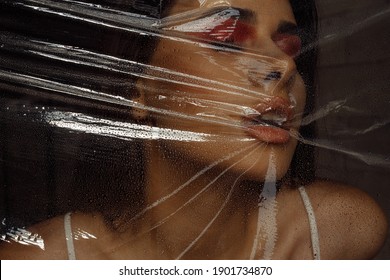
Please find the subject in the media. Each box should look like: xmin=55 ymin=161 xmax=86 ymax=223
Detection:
xmin=250 ymin=150 xmax=277 ymax=259
xmin=73 ymin=228 xmax=97 ymax=241
xmin=45 ymin=111 xmax=254 ymax=142
xmin=0 ymin=0 xmax=388 ymax=260
xmin=0 ymin=228 xmax=45 ymax=250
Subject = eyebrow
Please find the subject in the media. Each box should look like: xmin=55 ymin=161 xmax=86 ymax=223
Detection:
xmin=231 ymin=7 xmax=257 ymax=24
xmin=159 ymin=6 xmax=256 ymax=28
xmin=216 ymin=7 xmax=299 ymax=35
xmin=276 ymin=21 xmax=299 ymax=35
xmin=162 ymin=6 xmax=298 ymax=36
xmin=189 ymin=6 xmax=257 ymax=23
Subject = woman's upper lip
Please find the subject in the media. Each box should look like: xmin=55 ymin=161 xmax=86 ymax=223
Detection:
xmin=241 ymin=96 xmax=294 ymax=144
xmin=244 ymin=96 xmax=294 ymax=126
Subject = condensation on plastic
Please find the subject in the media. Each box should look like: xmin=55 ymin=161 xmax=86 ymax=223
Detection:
xmin=0 ymin=0 xmax=389 ymax=259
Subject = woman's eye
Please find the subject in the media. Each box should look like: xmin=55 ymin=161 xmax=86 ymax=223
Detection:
xmin=189 ymin=18 xmax=256 ymax=46
xmin=163 ymin=8 xmax=256 ymax=50
xmin=273 ymin=33 xmax=302 ymax=58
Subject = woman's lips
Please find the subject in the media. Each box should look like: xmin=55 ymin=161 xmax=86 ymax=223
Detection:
xmin=254 ymin=96 xmax=294 ymax=120
xmin=244 ymin=97 xmax=294 ymax=144
xmin=246 ymin=125 xmax=291 ymax=144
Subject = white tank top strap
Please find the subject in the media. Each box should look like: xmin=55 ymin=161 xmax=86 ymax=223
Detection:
xmin=298 ymin=186 xmax=321 ymax=260
xmin=64 ymin=191 xmax=321 ymax=260
xmin=64 ymin=212 xmax=76 ymax=260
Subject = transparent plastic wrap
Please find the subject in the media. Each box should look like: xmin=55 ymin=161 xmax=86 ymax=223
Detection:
xmin=0 ymin=0 xmax=388 ymax=259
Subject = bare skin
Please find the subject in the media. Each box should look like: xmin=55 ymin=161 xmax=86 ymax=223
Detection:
xmin=0 ymin=181 xmax=387 ymax=259
xmin=0 ymin=0 xmax=387 ymax=259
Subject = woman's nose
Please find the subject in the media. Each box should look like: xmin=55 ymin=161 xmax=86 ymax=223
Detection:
xmin=246 ymin=38 xmax=298 ymax=98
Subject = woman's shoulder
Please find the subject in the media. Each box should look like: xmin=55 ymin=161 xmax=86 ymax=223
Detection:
xmin=0 ymin=215 xmax=68 ymax=259
xmin=0 ymin=212 xmax=108 ymax=259
xmin=304 ymin=180 xmax=388 ymax=259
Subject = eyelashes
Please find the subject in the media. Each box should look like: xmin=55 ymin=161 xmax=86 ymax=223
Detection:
xmin=189 ymin=23 xmax=302 ymax=58
xmin=162 ymin=8 xmax=257 ymax=51
xmin=164 ymin=8 xmax=303 ymax=57
xmin=185 ymin=19 xmax=302 ymax=57
xmin=185 ymin=18 xmax=257 ymax=49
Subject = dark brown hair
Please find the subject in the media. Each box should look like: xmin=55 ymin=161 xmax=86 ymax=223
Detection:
xmin=289 ymin=0 xmax=318 ymax=185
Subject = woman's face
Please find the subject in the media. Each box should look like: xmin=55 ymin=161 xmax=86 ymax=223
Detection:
xmin=142 ymin=0 xmax=307 ymax=181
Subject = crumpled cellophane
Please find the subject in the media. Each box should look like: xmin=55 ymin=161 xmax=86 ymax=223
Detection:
xmin=0 ymin=0 xmax=389 ymax=259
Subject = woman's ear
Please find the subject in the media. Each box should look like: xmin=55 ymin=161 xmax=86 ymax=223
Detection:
xmin=132 ymin=81 xmax=149 ymax=120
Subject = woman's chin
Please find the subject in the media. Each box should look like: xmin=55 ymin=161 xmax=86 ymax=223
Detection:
xmin=158 ymin=138 xmax=295 ymax=185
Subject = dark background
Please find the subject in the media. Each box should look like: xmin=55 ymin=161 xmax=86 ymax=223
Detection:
xmin=316 ymin=0 xmax=390 ymax=259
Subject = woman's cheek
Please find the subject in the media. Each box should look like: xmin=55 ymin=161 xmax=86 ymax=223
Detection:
xmin=292 ymin=75 xmax=307 ymax=116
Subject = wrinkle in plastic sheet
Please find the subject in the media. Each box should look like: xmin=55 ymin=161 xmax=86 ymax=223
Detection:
xmin=0 ymin=0 xmax=389 ymax=259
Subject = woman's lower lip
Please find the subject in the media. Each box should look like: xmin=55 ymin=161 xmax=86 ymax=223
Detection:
xmin=246 ymin=125 xmax=290 ymax=144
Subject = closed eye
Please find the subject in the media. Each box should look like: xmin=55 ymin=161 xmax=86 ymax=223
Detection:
xmin=186 ymin=15 xmax=256 ymax=47
xmin=164 ymin=8 xmax=257 ymax=50
xmin=272 ymin=21 xmax=302 ymax=58
xmin=273 ymin=33 xmax=302 ymax=57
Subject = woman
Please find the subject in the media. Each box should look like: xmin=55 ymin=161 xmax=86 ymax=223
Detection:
xmin=0 ymin=0 xmax=387 ymax=259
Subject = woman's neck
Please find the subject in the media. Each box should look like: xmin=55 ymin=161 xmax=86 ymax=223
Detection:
xmin=137 ymin=141 xmax=262 ymax=259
